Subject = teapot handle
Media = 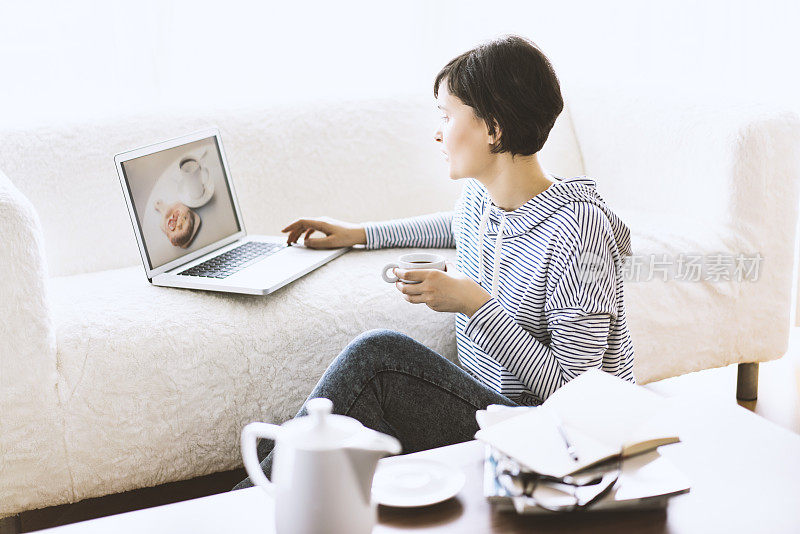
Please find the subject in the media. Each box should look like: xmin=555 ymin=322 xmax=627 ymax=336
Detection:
xmin=241 ymin=422 xmax=281 ymax=496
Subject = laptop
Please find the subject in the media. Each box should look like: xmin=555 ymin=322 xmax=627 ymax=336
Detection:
xmin=114 ymin=127 xmax=348 ymax=295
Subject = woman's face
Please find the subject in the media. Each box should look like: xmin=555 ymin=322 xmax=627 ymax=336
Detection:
xmin=434 ymin=82 xmax=495 ymax=180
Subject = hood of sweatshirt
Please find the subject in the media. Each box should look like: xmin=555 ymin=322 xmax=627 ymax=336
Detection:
xmin=476 ymin=174 xmax=632 ymax=298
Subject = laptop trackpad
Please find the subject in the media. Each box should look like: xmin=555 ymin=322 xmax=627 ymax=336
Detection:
xmin=234 ymin=245 xmax=344 ymax=285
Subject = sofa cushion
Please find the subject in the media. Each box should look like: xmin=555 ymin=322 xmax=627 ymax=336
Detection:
xmin=46 ymin=247 xmax=457 ymax=500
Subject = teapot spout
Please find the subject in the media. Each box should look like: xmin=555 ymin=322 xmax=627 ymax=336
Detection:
xmin=344 ymin=430 xmax=402 ymax=504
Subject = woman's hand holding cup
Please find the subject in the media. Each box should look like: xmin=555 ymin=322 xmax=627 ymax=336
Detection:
xmin=382 ymin=253 xmax=492 ymax=316
xmin=281 ymin=217 xmax=366 ymax=249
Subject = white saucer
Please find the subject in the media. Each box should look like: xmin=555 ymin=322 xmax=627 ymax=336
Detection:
xmin=372 ymin=458 xmax=465 ymax=508
xmin=179 ymin=168 xmax=215 ymax=208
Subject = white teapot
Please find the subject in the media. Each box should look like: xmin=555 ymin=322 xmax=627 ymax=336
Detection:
xmin=241 ymin=398 xmax=402 ymax=534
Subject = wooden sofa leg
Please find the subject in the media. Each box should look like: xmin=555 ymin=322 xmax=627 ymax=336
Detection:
xmin=0 ymin=515 xmax=21 ymax=534
xmin=736 ymin=362 xmax=759 ymax=401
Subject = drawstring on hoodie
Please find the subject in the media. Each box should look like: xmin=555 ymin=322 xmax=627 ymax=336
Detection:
xmin=477 ymin=199 xmax=506 ymax=299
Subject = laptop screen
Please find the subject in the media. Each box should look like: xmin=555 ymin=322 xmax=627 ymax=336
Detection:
xmin=120 ymin=135 xmax=242 ymax=270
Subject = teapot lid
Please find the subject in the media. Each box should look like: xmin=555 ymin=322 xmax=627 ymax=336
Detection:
xmin=279 ymin=398 xmax=364 ymax=450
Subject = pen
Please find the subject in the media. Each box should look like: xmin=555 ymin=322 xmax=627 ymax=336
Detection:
xmin=550 ymin=408 xmax=579 ymax=462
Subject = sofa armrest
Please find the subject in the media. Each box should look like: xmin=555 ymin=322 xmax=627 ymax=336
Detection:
xmin=727 ymin=112 xmax=800 ymax=347
xmin=567 ymin=82 xmax=800 ymax=360
xmin=0 ymin=170 xmax=72 ymax=516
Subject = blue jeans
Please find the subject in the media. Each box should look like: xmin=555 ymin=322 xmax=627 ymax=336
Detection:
xmin=232 ymin=328 xmax=519 ymax=490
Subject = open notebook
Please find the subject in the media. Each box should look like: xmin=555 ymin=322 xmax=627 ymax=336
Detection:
xmin=474 ymin=369 xmax=681 ymax=479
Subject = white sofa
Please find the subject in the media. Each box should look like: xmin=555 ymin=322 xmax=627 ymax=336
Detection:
xmin=1 ymin=85 xmax=799 ymax=518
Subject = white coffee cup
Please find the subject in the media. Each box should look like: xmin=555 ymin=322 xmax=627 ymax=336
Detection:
xmin=382 ymin=253 xmax=447 ymax=284
xmin=178 ymin=157 xmax=205 ymax=200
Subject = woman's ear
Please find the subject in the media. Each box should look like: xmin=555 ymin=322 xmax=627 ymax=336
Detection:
xmin=486 ymin=119 xmax=501 ymax=146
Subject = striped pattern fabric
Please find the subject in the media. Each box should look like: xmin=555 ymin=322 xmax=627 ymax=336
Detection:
xmin=364 ymin=175 xmax=635 ymax=405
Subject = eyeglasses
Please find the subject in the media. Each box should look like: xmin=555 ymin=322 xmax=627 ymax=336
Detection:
xmin=494 ymin=448 xmax=623 ymax=513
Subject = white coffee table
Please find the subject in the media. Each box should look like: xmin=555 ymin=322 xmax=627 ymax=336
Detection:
xmin=32 ymin=395 xmax=800 ymax=533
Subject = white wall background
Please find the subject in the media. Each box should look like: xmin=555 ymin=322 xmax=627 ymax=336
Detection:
xmin=1 ymin=0 xmax=798 ymax=127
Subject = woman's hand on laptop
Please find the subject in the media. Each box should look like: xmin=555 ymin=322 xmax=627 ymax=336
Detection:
xmin=281 ymin=217 xmax=366 ymax=248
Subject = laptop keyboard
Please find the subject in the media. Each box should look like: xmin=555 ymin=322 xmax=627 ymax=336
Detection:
xmin=177 ymin=241 xmax=284 ymax=279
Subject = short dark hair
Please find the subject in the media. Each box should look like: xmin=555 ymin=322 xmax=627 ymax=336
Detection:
xmin=434 ymin=34 xmax=564 ymax=157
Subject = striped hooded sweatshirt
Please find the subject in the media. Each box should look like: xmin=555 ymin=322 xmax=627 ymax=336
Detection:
xmin=364 ymin=174 xmax=636 ymax=405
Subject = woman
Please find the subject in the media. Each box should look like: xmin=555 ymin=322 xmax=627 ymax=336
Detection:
xmin=233 ymin=34 xmax=635 ymax=489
